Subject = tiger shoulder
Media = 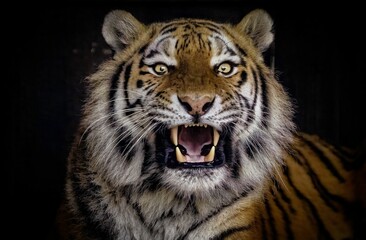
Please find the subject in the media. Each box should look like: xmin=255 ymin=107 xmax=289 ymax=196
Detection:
xmin=53 ymin=8 xmax=366 ymax=240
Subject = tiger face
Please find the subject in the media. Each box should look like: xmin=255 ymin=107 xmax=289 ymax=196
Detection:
xmin=87 ymin=9 xmax=294 ymax=197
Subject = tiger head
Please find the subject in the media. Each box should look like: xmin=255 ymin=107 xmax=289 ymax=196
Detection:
xmin=84 ymin=9 xmax=294 ymax=198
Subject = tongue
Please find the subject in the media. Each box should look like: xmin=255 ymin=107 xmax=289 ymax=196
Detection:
xmin=178 ymin=127 xmax=212 ymax=162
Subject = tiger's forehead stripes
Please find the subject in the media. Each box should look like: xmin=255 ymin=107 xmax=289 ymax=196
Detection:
xmin=142 ymin=21 xmax=243 ymax=68
xmin=158 ymin=19 xmax=223 ymax=35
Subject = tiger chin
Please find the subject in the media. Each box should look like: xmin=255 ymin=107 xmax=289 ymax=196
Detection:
xmin=55 ymin=9 xmax=365 ymax=240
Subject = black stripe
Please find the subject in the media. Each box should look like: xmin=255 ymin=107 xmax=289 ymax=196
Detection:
xmin=185 ymin=195 xmax=199 ymax=215
xmin=141 ymin=172 xmax=164 ymax=193
xmin=259 ymin=71 xmax=269 ymax=128
xmin=282 ymin=164 xmax=333 ymax=239
xmin=237 ymin=93 xmax=250 ymax=128
xmin=131 ymin=202 xmax=153 ymax=231
xmin=141 ymin=141 xmax=155 ymax=176
xmin=276 ymin=183 xmax=296 ymax=213
xmin=160 ymin=26 xmax=177 ymax=35
xmin=115 ymin=126 xmax=135 ymax=163
xmin=138 ymin=57 xmax=145 ymax=68
xmin=203 ymin=25 xmax=221 ymax=34
xmin=247 ymin=67 xmax=258 ymax=125
xmin=178 ymin=189 xmax=253 ymax=240
xmin=299 ymin=135 xmax=345 ymax=183
xmin=244 ymin=134 xmax=265 ymax=159
xmin=272 ymin=190 xmax=294 ymax=240
xmin=136 ymin=79 xmax=144 ymax=88
xmin=160 ymin=22 xmax=182 ymax=34
xmin=70 ymin=147 xmax=114 ymax=239
xmin=123 ymin=64 xmax=132 ymax=107
xmin=121 ymin=186 xmax=155 ymax=235
xmin=213 ymin=35 xmax=237 ymax=57
xmin=109 ymin=63 xmax=125 ymax=126
xmin=261 ymin=216 xmax=268 ymax=240
xmin=71 ymin=176 xmax=113 ymax=239
xmin=328 ymin=147 xmax=356 ymax=171
xmin=210 ymin=224 xmax=253 ymax=240
xmin=224 ymin=46 xmax=237 ymax=57
xmin=193 ymin=21 xmax=221 ymax=28
xmin=139 ymin=70 xmax=150 ymax=75
xmin=235 ymin=44 xmax=248 ymax=57
xmin=264 ymin=198 xmax=278 ymax=240
xmin=190 ymin=22 xmax=221 ymax=34
xmin=226 ymin=135 xmax=241 ymax=179
xmin=197 ymin=33 xmax=204 ymax=49
xmin=293 ymin=147 xmax=349 ymax=210
xmin=159 ymin=194 xmax=198 ymax=220
xmin=318 ymin=138 xmax=357 ymax=170
xmin=138 ymin=43 xmax=149 ymax=54
xmin=238 ymin=93 xmax=250 ymax=110
xmin=108 ymin=64 xmax=136 ymax=161
xmin=237 ymin=71 xmax=247 ymax=87
xmin=145 ymin=49 xmax=159 ymax=59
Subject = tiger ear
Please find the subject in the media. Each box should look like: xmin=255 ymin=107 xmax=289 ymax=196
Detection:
xmin=236 ymin=9 xmax=274 ymax=52
xmin=102 ymin=10 xmax=145 ymax=52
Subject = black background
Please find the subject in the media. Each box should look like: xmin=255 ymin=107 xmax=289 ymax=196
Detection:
xmin=9 ymin=1 xmax=365 ymax=238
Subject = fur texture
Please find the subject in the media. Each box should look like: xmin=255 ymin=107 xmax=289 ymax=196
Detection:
xmin=56 ymin=9 xmax=364 ymax=240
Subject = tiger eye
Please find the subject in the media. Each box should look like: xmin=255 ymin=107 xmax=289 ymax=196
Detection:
xmin=154 ymin=64 xmax=169 ymax=75
xmin=217 ymin=63 xmax=232 ymax=74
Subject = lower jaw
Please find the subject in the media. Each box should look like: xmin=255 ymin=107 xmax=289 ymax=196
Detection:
xmin=166 ymin=155 xmax=225 ymax=169
xmin=165 ymin=151 xmax=225 ymax=169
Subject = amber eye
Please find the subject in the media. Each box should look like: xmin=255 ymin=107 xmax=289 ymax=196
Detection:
xmin=217 ymin=62 xmax=233 ymax=75
xmin=153 ymin=63 xmax=169 ymax=75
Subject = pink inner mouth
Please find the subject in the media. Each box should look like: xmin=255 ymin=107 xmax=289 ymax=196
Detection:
xmin=178 ymin=126 xmax=212 ymax=162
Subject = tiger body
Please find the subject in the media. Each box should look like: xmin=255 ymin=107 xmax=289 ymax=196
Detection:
xmin=57 ymin=9 xmax=364 ymax=240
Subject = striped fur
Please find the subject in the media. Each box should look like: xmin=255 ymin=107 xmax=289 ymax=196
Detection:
xmin=56 ymin=9 xmax=364 ymax=240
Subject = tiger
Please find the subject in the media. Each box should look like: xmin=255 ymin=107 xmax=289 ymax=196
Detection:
xmin=55 ymin=8 xmax=365 ymax=240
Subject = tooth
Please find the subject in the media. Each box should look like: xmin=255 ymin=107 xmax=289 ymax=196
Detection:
xmin=171 ymin=127 xmax=178 ymax=146
xmin=204 ymin=124 xmax=207 ymax=128
xmin=176 ymin=146 xmax=186 ymax=162
xmin=204 ymin=146 xmax=215 ymax=162
xmin=185 ymin=124 xmax=188 ymax=128
xmin=213 ymin=129 xmax=220 ymax=146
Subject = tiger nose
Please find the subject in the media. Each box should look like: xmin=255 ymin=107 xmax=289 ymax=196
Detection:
xmin=178 ymin=94 xmax=215 ymax=116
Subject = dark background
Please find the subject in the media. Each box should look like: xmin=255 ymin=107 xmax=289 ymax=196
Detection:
xmin=9 ymin=1 xmax=365 ymax=238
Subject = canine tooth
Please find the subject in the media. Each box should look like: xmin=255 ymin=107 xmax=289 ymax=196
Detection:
xmin=204 ymin=146 xmax=215 ymax=162
xmin=204 ymin=124 xmax=207 ymax=128
xmin=170 ymin=127 xmax=178 ymax=146
xmin=213 ymin=129 xmax=220 ymax=146
xmin=176 ymin=146 xmax=186 ymax=162
xmin=185 ymin=124 xmax=188 ymax=128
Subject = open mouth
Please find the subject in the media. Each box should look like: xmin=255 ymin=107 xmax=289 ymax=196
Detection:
xmin=166 ymin=124 xmax=224 ymax=168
